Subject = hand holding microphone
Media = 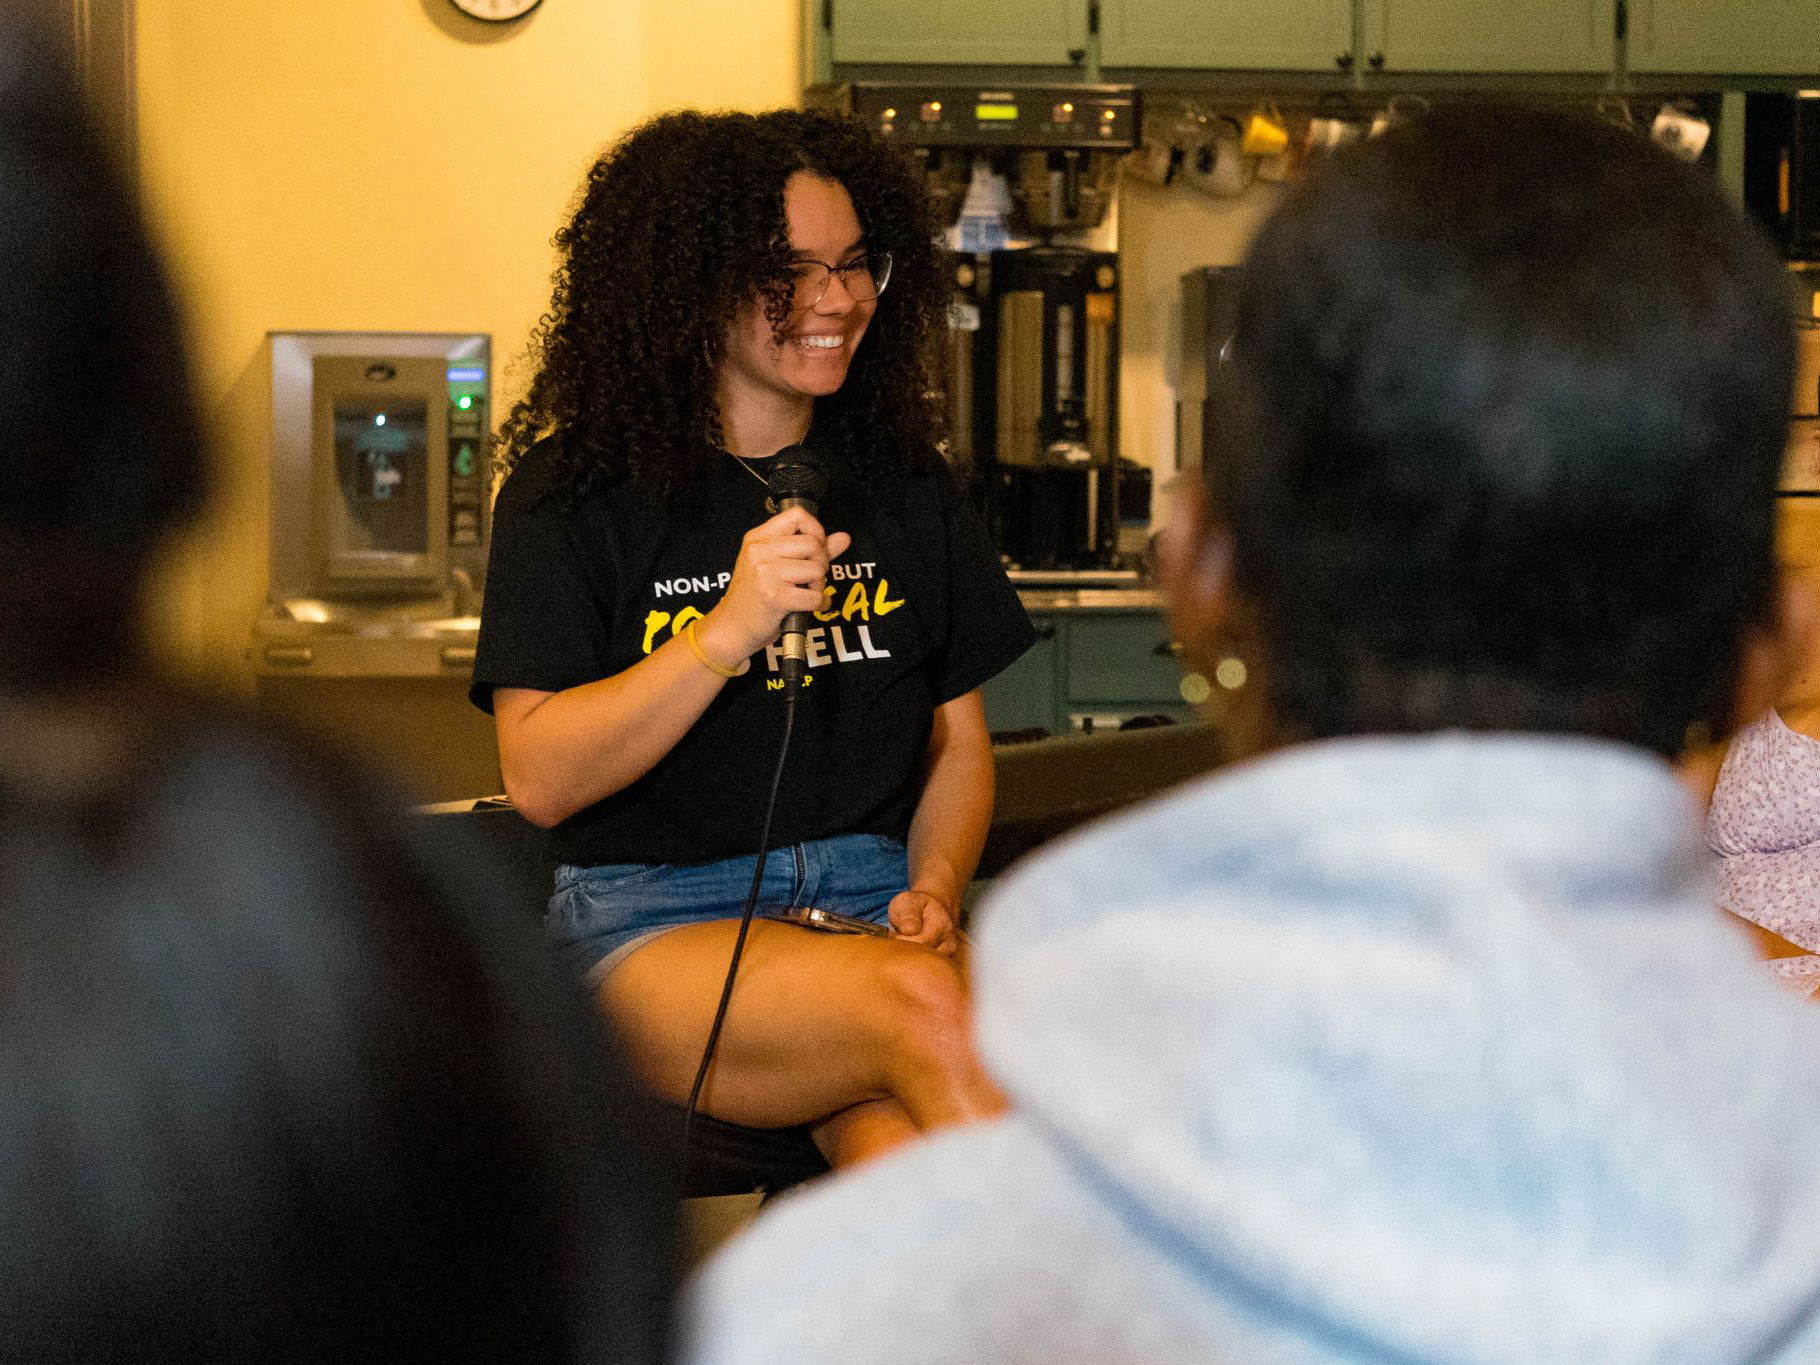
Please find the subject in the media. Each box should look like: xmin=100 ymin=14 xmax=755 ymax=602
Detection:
xmin=766 ymin=453 xmax=829 ymax=688
xmin=698 ymin=449 xmax=847 ymax=684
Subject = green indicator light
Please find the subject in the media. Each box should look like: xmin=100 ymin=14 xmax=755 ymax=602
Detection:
xmin=457 ymin=394 xmax=473 ymax=410
xmin=975 ymin=104 xmax=1018 ymax=121
xmin=455 ymin=444 xmax=475 ymax=478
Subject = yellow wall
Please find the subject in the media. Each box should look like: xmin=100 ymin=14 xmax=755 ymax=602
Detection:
xmin=1116 ymin=172 xmax=1284 ymax=487
xmin=135 ymin=0 xmax=802 ymax=683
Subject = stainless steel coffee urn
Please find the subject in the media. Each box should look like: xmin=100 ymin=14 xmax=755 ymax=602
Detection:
xmin=980 ymin=246 xmax=1121 ymax=570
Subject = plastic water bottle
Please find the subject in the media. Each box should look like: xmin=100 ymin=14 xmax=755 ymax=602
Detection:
xmin=953 ymin=156 xmax=1011 ymax=254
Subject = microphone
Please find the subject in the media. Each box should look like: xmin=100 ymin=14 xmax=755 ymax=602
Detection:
xmin=765 ymin=448 xmax=828 ymax=690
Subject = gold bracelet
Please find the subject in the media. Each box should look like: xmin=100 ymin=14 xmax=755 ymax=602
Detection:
xmin=684 ymin=620 xmax=746 ymax=679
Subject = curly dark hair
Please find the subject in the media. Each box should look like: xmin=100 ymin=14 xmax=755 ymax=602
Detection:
xmin=1224 ymin=104 xmax=1791 ymax=756
xmin=497 ymin=108 xmax=949 ymax=502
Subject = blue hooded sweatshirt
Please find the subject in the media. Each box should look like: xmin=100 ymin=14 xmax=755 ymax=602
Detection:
xmin=687 ymin=733 xmax=1820 ymax=1364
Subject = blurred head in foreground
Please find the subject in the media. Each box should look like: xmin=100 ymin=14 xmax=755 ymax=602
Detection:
xmin=0 ymin=29 xmax=206 ymax=694
xmin=1168 ymin=104 xmax=1804 ymax=761
xmin=0 ymin=29 xmax=674 ymax=1362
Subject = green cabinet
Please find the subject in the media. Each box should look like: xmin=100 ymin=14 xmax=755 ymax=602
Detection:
xmin=1065 ymin=611 xmax=1185 ymax=709
xmin=1629 ymin=1 xmax=1820 ymax=76
xmin=1366 ymin=0 xmax=1616 ymax=74
xmin=1072 ymin=0 xmax=1615 ymax=74
xmin=982 ymin=616 xmax=1061 ymax=733
xmin=1097 ymin=0 xmax=1353 ymax=73
xmin=830 ymin=0 xmax=1087 ymax=66
xmin=982 ymin=605 xmax=1200 ymax=736
xmin=823 ymin=0 xmax=1817 ymax=78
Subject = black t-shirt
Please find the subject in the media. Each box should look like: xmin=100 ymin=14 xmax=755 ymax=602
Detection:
xmin=471 ymin=440 xmax=1035 ymax=868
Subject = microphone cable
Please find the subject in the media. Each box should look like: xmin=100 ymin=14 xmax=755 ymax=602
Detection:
xmin=681 ymin=684 xmax=799 ymax=1158
xmin=683 ymin=447 xmax=824 ymax=1157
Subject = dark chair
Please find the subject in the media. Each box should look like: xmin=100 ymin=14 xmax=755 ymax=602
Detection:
xmin=417 ymin=720 xmax=1225 ymax=1197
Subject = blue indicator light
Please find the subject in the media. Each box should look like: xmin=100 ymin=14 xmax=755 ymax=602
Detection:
xmin=446 ymin=367 xmax=486 ymax=383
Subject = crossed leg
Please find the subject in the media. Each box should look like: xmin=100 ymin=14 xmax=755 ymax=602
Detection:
xmin=600 ymin=918 xmax=1004 ymax=1167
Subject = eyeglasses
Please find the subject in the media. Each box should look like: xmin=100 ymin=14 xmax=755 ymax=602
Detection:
xmin=789 ymin=251 xmax=893 ymax=307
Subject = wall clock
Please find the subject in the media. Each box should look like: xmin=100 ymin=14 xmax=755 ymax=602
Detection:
xmin=447 ymin=0 xmax=543 ymax=21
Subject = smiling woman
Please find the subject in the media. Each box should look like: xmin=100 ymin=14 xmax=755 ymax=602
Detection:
xmin=473 ymin=109 xmax=1036 ymax=1170
xmin=491 ymin=110 xmax=951 ymax=499
xmin=715 ymin=173 xmax=882 ymax=425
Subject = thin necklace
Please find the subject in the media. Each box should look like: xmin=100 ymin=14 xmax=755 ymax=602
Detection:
xmin=726 ymin=449 xmax=771 ymax=491
xmin=726 ymin=428 xmax=816 ymax=493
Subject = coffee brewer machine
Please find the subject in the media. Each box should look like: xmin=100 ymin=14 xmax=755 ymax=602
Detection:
xmin=809 ymin=82 xmax=1140 ymax=574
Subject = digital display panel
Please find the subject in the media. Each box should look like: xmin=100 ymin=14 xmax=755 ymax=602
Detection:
xmin=331 ymin=397 xmax=428 ymax=554
xmin=975 ymin=104 xmax=1019 ymax=122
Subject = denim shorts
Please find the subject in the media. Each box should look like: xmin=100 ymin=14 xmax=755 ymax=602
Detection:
xmin=547 ymin=833 xmax=909 ymax=984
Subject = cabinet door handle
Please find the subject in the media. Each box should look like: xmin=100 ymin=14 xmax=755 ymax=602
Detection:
xmin=1368 ymin=50 xmax=1385 ymax=69
xmin=1153 ymin=640 xmax=1184 ymax=658
xmin=1335 ymin=51 xmax=1354 ymax=71
xmin=1067 ymin=46 xmax=1086 ymax=64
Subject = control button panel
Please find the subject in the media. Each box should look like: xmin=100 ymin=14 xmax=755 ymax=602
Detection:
xmin=837 ymin=83 xmax=1139 ymax=151
xmin=446 ymin=365 xmax=487 ymax=549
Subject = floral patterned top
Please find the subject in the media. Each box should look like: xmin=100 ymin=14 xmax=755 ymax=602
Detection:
xmin=1707 ymin=709 xmax=1820 ymax=995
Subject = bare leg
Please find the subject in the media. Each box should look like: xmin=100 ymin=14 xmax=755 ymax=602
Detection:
xmin=600 ymin=919 xmax=1004 ymax=1164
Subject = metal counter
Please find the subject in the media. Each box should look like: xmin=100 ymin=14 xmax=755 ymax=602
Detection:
xmin=252 ymin=600 xmax=479 ymax=679
xmin=252 ymin=601 xmax=498 ymax=803
xmin=1007 ymin=568 xmax=1162 ymax=613
xmin=1016 ymin=585 xmax=1164 ymax=612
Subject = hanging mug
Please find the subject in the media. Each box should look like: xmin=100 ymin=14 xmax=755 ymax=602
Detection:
xmin=1651 ymin=100 xmax=1711 ymax=162
xmin=1240 ymin=103 xmax=1289 ymax=158
xmin=1125 ymin=126 xmax=1183 ymax=188
xmin=1307 ymin=91 xmax=1364 ymax=158
xmin=1184 ymin=115 xmax=1254 ymax=199
xmin=1308 ymin=115 xmax=1362 ymax=152
xmin=1369 ymin=93 xmax=1431 ymax=138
